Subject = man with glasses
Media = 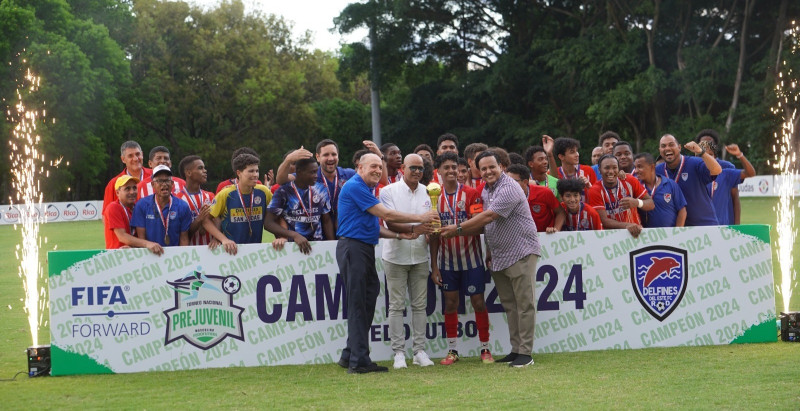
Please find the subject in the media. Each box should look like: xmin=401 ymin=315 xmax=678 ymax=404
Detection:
xmin=131 ymin=165 xmax=193 ymax=248
xmin=380 ymin=153 xmax=438 ymax=369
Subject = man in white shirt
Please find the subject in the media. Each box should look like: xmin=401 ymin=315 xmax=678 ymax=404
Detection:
xmin=380 ymin=154 xmax=437 ymax=369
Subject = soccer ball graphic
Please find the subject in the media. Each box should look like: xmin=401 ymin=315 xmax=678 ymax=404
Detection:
xmin=656 ymin=301 xmax=666 ymax=312
xmin=223 ymin=275 xmax=241 ymax=294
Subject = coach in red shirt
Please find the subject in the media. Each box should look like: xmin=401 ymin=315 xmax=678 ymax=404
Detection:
xmin=103 ymin=141 xmax=152 ymax=215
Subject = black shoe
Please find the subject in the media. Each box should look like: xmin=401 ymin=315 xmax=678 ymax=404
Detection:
xmin=347 ymin=363 xmax=389 ymax=374
xmin=496 ymin=352 xmax=518 ymax=363
xmin=509 ymin=354 xmax=534 ymax=368
xmin=337 ymin=357 xmax=349 ymax=368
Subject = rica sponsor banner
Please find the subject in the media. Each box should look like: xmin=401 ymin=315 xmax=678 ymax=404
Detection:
xmin=1 ymin=201 xmax=102 ymax=225
xmin=48 ymin=225 xmax=776 ymax=375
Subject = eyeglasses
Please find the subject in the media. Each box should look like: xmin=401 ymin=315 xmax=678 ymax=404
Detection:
xmin=407 ymin=166 xmax=424 ymax=172
xmin=152 ymin=179 xmax=173 ymax=185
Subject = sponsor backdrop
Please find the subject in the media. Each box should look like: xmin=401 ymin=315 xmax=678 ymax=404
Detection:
xmin=48 ymin=225 xmax=776 ymax=375
xmin=1 ymin=201 xmax=102 ymax=225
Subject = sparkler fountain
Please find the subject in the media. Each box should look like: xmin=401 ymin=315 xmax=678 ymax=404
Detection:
xmin=771 ymin=21 xmax=799 ymax=337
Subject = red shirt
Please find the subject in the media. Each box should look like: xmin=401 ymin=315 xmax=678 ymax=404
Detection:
xmin=103 ymin=168 xmax=153 ymax=214
xmin=176 ymin=189 xmax=215 ymax=246
xmin=561 ymin=202 xmax=603 ymax=231
xmin=526 ymin=184 xmax=560 ymax=232
xmin=586 ymin=175 xmax=647 ymax=225
xmin=103 ymin=201 xmax=134 ymax=249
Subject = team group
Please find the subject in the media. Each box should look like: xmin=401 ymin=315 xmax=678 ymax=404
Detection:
xmin=100 ymin=129 xmax=754 ymax=372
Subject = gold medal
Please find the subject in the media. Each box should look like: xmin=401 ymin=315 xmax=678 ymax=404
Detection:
xmin=165 ymin=235 xmax=170 ymax=246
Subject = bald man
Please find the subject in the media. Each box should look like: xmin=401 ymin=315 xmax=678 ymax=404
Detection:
xmin=335 ymin=153 xmax=439 ymax=374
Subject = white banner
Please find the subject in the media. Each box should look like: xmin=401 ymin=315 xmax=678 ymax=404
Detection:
xmin=737 ymin=176 xmax=774 ymax=197
xmin=1 ymin=201 xmax=102 ymax=225
xmin=48 ymin=225 xmax=776 ymax=375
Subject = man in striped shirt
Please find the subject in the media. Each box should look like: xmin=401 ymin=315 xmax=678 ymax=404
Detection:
xmin=441 ymin=150 xmax=541 ymax=368
xmin=429 ymin=152 xmax=494 ymax=365
xmin=176 ymin=155 xmax=215 ymax=246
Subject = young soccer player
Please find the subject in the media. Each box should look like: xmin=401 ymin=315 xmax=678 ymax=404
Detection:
xmin=429 ymin=152 xmax=494 ymax=365
xmin=587 ymin=155 xmax=653 ymax=238
xmin=137 ymin=146 xmax=187 ymax=199
xmin=265 ymin=157 xmax=334 ymax=254
xmin=556 ymin=178 xmax=603 ymax=231
xmin=506 ymin=164 xmax=564 ymax=233
xmin=176 ymin=155 xmax=215 ymax=245
xmin=204 ymin=153 xmax=272 ymax=255
xmin=524 ymin=145 xmax=560 ymax=199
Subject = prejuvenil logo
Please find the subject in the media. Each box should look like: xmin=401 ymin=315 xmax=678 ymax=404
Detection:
xmin=164 ymin=268 xmax=244 ymax=350
xmin=630 ymin=246 xmax=688 ymax=322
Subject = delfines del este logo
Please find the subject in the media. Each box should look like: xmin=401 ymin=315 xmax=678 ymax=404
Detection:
xmin=629 ymin=246 xmax=688 ymax=322
xmin=164 ymin=268 xmax=244 ymax=349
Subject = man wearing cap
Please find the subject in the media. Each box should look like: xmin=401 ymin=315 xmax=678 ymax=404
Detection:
xmin=102 ymin=175 xmax=164 ymax=254
xmin=131 ymin=165 xmax=193 ymax=248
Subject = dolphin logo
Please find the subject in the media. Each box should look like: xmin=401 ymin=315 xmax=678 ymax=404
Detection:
xmin=643 ymin=257 xmax=680 ymax=287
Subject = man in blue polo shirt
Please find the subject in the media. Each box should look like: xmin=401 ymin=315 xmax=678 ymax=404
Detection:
xmin=335 ymin=153 xmax=439 ymax=374
xmin=704 ymin=144 xmax=756 ymax=225
xmin=655 ymin=134 xmax=721 ymax=226
xmin=634 ymin=153 xmax=687 ymax=227
xmin=132 ymin=165 xmax=192 ymax=248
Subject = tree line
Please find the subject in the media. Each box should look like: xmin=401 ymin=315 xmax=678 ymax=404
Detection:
xmin=1 ymin=0 xmax=798 ymax=201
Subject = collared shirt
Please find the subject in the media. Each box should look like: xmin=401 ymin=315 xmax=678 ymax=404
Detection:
xmin=638 ymin=177 xmax=686 ymax=228
xmin=176 ymin=189 xmax=215 ymax=245
xmin=103 ymin=201 xmax=134 ymax=249
xmin=482 ymin=173 xmax=540 ymax=271
xmin=707 ymin=168 xmax=744 ymax=225
xmin=434 ymin=184 xmax=483 ymax=271
xmin=337 ymin=174 xmax=381 ymax=244
xmin=587 ymin=175 xmax=647 ymax=226
xmin=136 ymin=176 xmax=188 ymax=201
xmin=380 ymin=179 xmax=431 ymax=265
xmin=656 ymin=155 xmax=718 ymax=226
xmin=318 ymin=166 xmax=356 ymax=235
xmin=102 ymin=167 xmax=153 ymax=214
xmin=131 ymin=194 xmax=192 ymax=246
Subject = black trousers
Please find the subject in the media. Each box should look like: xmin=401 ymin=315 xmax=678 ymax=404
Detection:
xmin=337 ymin=238 xmax=380 ymax=368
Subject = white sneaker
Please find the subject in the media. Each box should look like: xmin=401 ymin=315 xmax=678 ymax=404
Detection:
xmin=412 ymin=351 xmax=434 ymax=367
xmin=393 ymin=352 xmax=407 ymax=369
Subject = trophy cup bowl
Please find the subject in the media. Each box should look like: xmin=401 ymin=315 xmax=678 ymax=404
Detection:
xmin=426 ymin=182 xmax=442 ymax=233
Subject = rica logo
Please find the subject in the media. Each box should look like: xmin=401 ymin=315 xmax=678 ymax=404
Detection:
xmin=629 ymin=246 xmax=688 ymax=322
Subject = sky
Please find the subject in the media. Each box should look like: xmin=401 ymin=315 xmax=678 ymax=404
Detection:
xmin=189 ymin=0 xmax=367 ymax=52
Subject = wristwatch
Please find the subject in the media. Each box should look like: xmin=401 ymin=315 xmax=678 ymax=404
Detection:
xmin=456 ymin=223 xmax=462 ymax=235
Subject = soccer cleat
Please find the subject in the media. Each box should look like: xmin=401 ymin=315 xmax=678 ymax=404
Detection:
xmin=480 ymin=349 xmax=495 ymax=364
xmin=495 ymin=352 xmax=518 ymax=363
xmin=439 ymin=350 xmax=459 ymax=365
xmin=412 ymin=350 xmax=434 ymax=367
xmin=393 ymin=352 xmax=407 ymax=369
xmin=509 ymin=354 xmax=534 ymax=368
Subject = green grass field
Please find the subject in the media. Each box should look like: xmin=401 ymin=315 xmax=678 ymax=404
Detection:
xmin=1 ymin=198 xmax=799 ymax=409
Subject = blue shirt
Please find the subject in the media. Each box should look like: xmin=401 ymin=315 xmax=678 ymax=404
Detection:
xmin=210 ymin=184 xmax=272 ymax=244
xmin=591 ymin=164 xmax=602 ymax=181
xmin=318 ymin=167 xmax=356 ymax=237
xmin=131 ymin=194 xmax=192 ymax=246
xmin=707 ymin=168 xmax=743 ymax=225
xmin=718 ymin=159 xmax=735 ymax=169
xmin=268 ymin=181 xmax=331 ymax=241
xmin=656 ymin=155 xmax=718 ymax=226
xmin=638 ymin=177 xmax=687 ymax=228
xmin=336 ymin=174 xmax=380 ymax=244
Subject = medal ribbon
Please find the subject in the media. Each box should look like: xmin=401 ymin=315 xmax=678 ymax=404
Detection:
xmin=663 ymin=155 xmax=686 ymax=183
xmin=568 ymin=203 xmax=584 ymax=231
xmin=119 ymin=200 xmax=134 ymax=235
xmin=154 ymin=196 xmax=172 ymax=244
xmin=291 ymin=182 xmax=313 ymax=217
xmin=323 ymin=172 xmax=339 ymax=207
xmin=443 ymin=184 xmax=461 ymax=225
xmin=183 ymin=189 xmax=201 ymax=215
xmin=236 ymin=183 xmax=254 ymax=237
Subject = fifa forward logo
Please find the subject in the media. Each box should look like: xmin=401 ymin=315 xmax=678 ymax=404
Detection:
xmin=630 ymin=246 xmax=688 ymax=322
xmin=164 ymin=268 xmax=245 ymax=350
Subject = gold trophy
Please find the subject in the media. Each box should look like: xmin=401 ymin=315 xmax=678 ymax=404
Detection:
xmin=426 ymin=182 xmax=442 ymax=233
